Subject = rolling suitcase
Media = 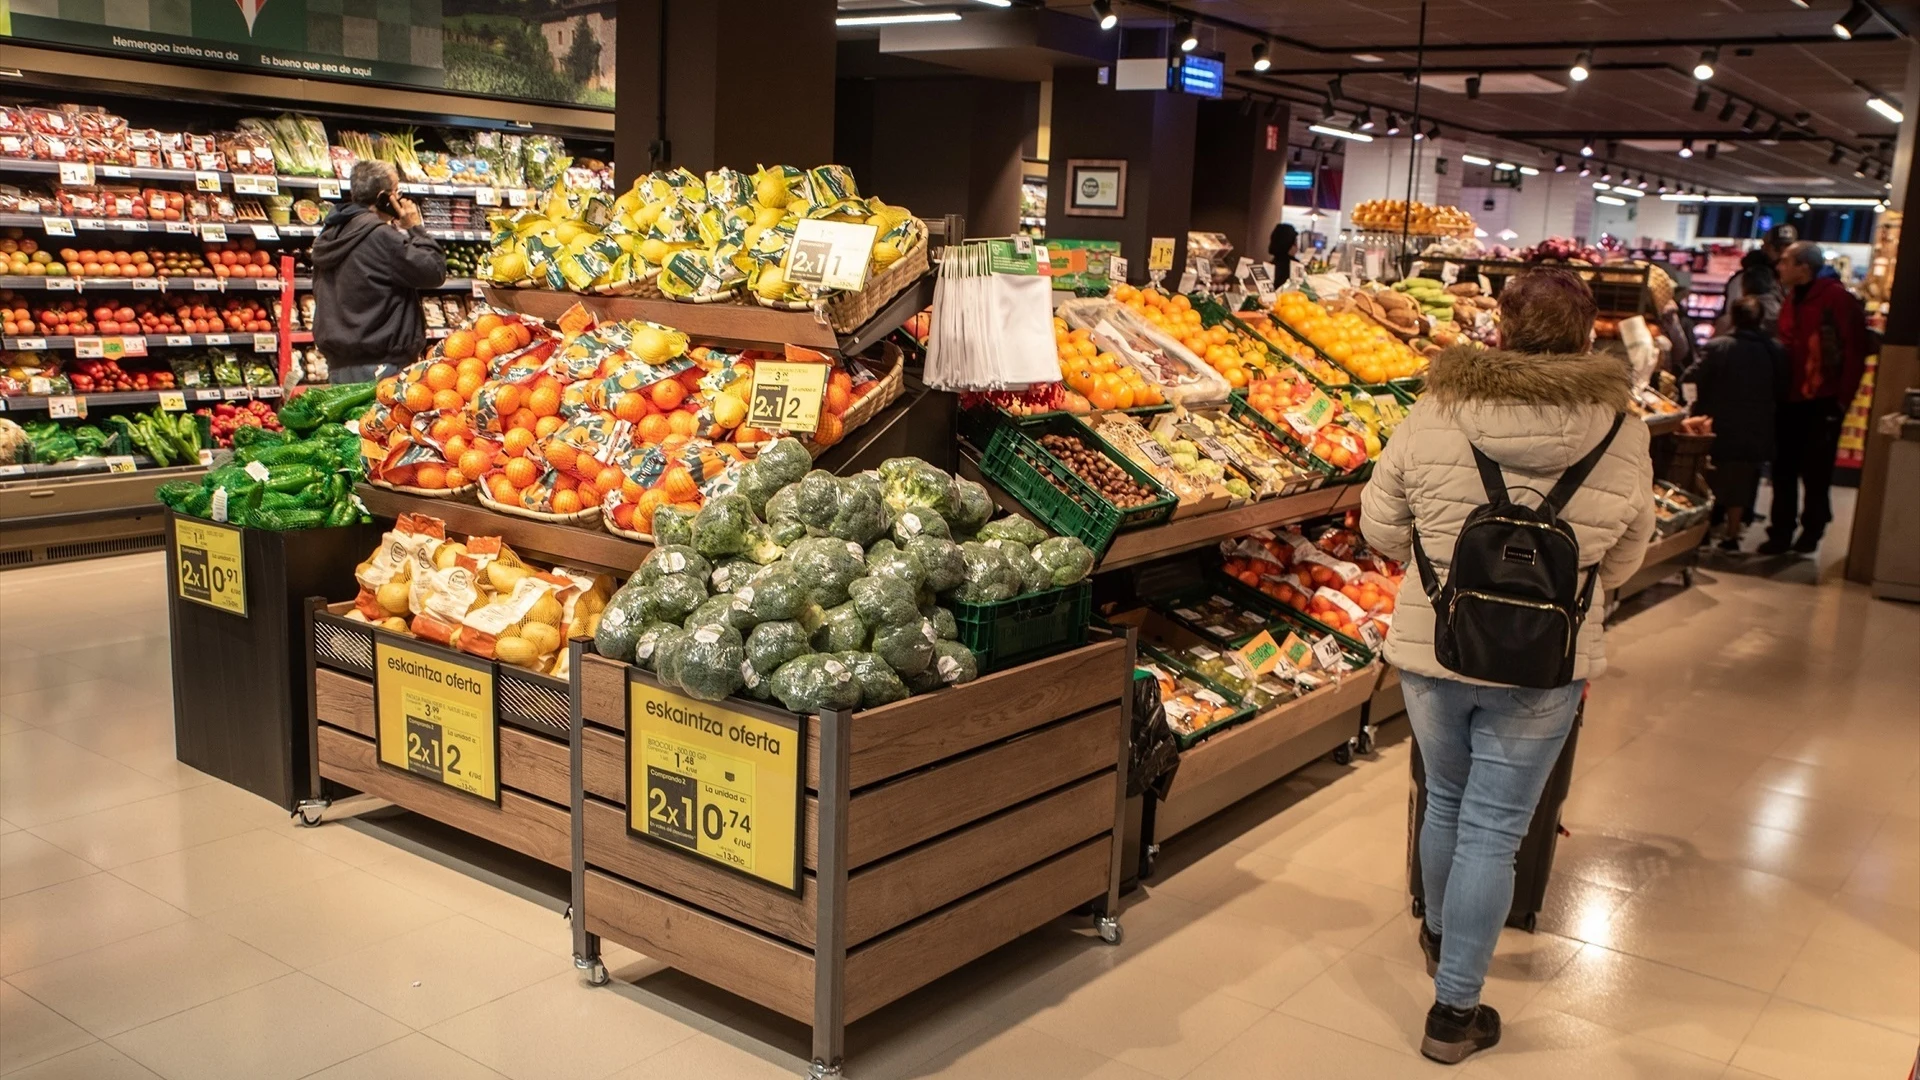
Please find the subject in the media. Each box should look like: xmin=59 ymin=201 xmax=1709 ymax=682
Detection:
xmin=1406 ymin=698 xmax=1584 ymax=933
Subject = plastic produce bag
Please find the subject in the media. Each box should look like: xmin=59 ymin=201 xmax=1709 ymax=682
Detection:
xmin=1129 ymin=669 xmax=1182 ymax=799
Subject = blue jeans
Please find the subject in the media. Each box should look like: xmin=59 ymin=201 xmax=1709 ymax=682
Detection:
xmin=1404 ymin=671 xmax=1584 ymax=1009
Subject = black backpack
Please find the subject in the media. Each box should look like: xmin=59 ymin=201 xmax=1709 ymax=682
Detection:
xmin=1411 ymin=414 xmax=1624 ymax=689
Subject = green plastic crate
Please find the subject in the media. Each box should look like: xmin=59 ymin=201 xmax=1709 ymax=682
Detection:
xmin=951 ymin=580 xmax=1093 ymax=673
xmin=978 ymin=414 xmax=1176 ymax=557
xmin=1222 ymin=393 xmax=1351 ymax=486
xmin=1207 ymin=571 xmax=1380 ymax=663
xmin=1137 ymin=643 xmax=1257 ymax=749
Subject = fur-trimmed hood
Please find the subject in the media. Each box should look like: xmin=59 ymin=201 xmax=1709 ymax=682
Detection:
xmin=1426 ymin=344 xmax=1634 ymax=412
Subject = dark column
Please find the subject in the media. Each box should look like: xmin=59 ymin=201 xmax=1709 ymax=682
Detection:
xmin=837 ymin=76 xmax=1035 ymax=235
xmin=1190 ymin=98 xmax=1292 ymax=264
xmin=1044 ymin=65 xmax=1198 ymax=284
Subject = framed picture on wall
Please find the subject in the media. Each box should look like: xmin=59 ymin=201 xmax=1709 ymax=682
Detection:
xmin=1065 ymin=159 xmax=1127 ymax=217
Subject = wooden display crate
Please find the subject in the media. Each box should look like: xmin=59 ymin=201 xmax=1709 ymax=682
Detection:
xmin=567 ymin=633 xmax=1135 ymax=1077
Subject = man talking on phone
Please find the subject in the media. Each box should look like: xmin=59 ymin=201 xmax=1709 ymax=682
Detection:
xmin=311 ymin=160 xmax=446 ymax=384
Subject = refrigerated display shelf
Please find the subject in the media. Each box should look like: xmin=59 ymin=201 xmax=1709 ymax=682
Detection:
xmin=0 ymin=386 xmax=282 ymax=412
xmin=0 ymin=213 xmax=314 ymax=239
xmin=3 ymin=332 xmax=283 ymax=350
xmin=0 ymin=161 xmax=538 ymax=206
xmin=0 ymin=276 xmax=285 ymax=292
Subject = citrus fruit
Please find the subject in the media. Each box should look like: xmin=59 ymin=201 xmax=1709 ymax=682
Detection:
xmin=473 ymin=313 xmax=505 ymax=336
xmin=611 ymin=503 xmax=638 ymax=531
xmin=502 ymin=457 xmax=538 ymax=487
xmin=576 ymin=482 xmax=603 ymax=508
xmin=432 ymin=388 xmax=463 ymax=413
xmin=551 ymin=490 xmax=582 ymax=514
xmin=614 ymin=394 xmax=648 ymax=423
xmin=637 ymin=414 xmax=671 ymax=444
xmin=528 ymin=384 xmax=561 ymax=418
xmin=648 ymin=379 xmax=686 ymax=410
xmin=667 ymin=410 xmax=699 ymax=438
xmin=493 ymin=384 xmax=524 ymax=417
xmin=402 ymin=383 xmax=434 ymax=412
xmin=425 ymin=362 xmax=458 ymax=391
xmin=594 ymin=465 xmax=623 ymax=493
xmin=486 ymin=326 xmax=519 ymax=356
xmin=413 ymin=463 xmax=447 ymax=489
xmin=455 ymin=371 xmax=484 ymax=399
xmin=488 ymin=475 xmax=517 ymax=502
xmin=509 ymin=408 xmax=538 ymax=431
xmin=443 ymin=331 xmax=477 ymax=361
xmin=545 ymin=442 xmax=578 ymax=475
xmin=458 ymin=448 xmax=493 ymax=479
xmin=711 ymin=394 xmax=746 ymax=430
xmin=534 ymin=415 xmax=564 ymax=438
xmin=503 ymin=428 xmax=535 ymax=457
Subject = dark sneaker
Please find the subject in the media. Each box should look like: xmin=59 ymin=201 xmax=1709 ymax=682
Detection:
xmin=1715 ymin=537 xmax=1741 ymax=553
xmin=1756 ymin=536 xmax=1793 ymax=555
xmin=1792 ymin=531 xmax=1822 ymax=553
xmin=1419 ymin=923 xmax=1442 ymax=976
xmin=1421 ymin=1002 xmax=1501 ymax=1065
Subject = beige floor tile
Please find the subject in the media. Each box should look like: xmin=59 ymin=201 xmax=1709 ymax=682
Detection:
xmin=1551 ymin=827 xmax=1674 ymax=893
xmin=109 ymin=828 xmax=350 ymax=916
xmin=1278 ymin=950 xmax=1454 ymax=1056
xmin=1863 ymin=812 xmax=1919 ymax=866
xmin=108 ymin=973 xmax=408 ymax=1080
xmin=424 ymin=973 xmax=701 ymax=1080
xmin=1775 ymin=936 xmax=1920 ymax=1036
xmin=1531 ymin=876 xmax=1636 ymax=944
xmin=1354 ymin=914 xmax=1581 ymax=1010
xmin=1719 ymin=783 xmax=1893 ymax=849
xmin=1681 ymin=814 xmax=1869 ymax=892
xmin=0 ymin=730 xmax=174 ymax=829
xmin=0 ymin=832 xmax=97 ymax=898
xmin=1594 ymin=893 xmax=1811 ymax=992
xmin=1730 ymin=998 xmax=1918 ymax=1080
xmin=0 ymin=981 xmax=94 ymax=1074
xmin=0 ymin=657 xmax=92 ymax=697
xmin=1 ymin=1040 xmax=162 ymax=1080
xmin=308 ymin=914 xmax=571 ymax=1029
xmin=1633 ymin=861 xmax=1835 ymax=930
xmin=1804 ymin=891 xmax=1920 ymax=955
xmin=1019 ymin=955 xmax=1270 ymax=1079
xmin=1 ymin=872 xmax=189 ymax=975
xmin=1457 ymin=1008 xmax=1727 ymax=1079
xmin=7 ymin=920 xmax=289 ymax=1037
xmin=199 ymin=867 xmax=454 ymax=969
xmin=896 ymin=1022 xmax=1157 ymax=1080
xmin=463 ymin=893 xmax=574 ymax=956
xmin=1840 ymin=849 xmax=1920 ymax=909
xmin=0 ymin=678 xmax=159 ymax=726
xmin=603 ymin=1032 xmax=803 ymax=1080
xmin=301 ymin=1033 xmax=510 ymax=1080
xmin=1157 ymin=848 xmax=1407 ymax=950
xmin=1118 ymin=890 xmax=1347 ymax=1008
xmin=1526 ymin=945 xmax=1769 ymax=1063
xmin=1745 ymin=755 xmax=1915 ymax=812
xmin=278 ymin=819 xmax=417 ymax=868
xmin=40 ymin=712 xmax=210 ymax=791
xmin=360 ymin=851 xmax=514 ymax=913
xmin=1187 ymin=1011 xmax=1456 ymax=1079
xmin=26 ymin=783 xmax=283 ymax=870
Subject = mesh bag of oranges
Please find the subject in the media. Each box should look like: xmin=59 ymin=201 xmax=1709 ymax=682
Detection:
xmin=600 ymin=439 xmax=739 ymax=539
xmin=1053 ymin=316 xmax=1164 ymax=412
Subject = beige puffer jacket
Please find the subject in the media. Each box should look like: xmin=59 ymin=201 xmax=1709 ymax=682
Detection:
xmin=1361 ymin=345 xmax=1656 ymax=684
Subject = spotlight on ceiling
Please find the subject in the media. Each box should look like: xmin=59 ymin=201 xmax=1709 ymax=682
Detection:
xmin=1678 ymin=139 xmax=1694 ymax=158
xmin=1798 ymin=199 xmax=1813 ymax=211
xmin=1742 ymin=107 xmax=1761 ymax=131
xmin=1693 ymin=87 xmax=1711 ymax=112
xmin=1555 ymin=155 xmax=1569 ymax=173
xmin=1763 ymin=117 xmax=1784 ymax=141
xmin=1706 ymin=141 xmax=1719 ymax=160
xmin=1357 ymin=107 xmax=1375 ymax=131
xmin=1830 ymin=144 xmax=1847 ymax=165
xmin=1579 ymin=161 xmax=1592 ymax=176
xmin=1637 ymin=174 xmax=1650 ymax=189
xmin=1718 ymin=97 xmax=1738 ymax=122
xmin=1866 ymin=93 xmax=1905 ymax=124
xmin=1385 ymin=113 xmax=1402 ymax=135
xmin=1466 ymin=74 xmax=1482 ymax=100
xmin=1855 ymin=156 xmax=1870 ymax=178
xmin=1251 ymin=40 xmax=1271 ymax=71
xmin=1176 ymin=16 xmax=1197 ymax=52
xmin=1426 ymin=121 xmax=1442 ymax=140
xmin=1878 ymin=162 xmax=1891 ymax=182
xmin=1570 ymin=50 xmax=1592 ymax=82
xmin=1580 ymin=138 xmax=1595 ymax=157
xmin=1091 ymin=0 xmax=1117 ymax=30
xmin=1658 ymin=178 xmax=1669 ymax=193
xmin=1601 ymin=164 xmax=1613 ymax=181
xmin=1460 ymin=153 xmax=1493 ymax=166
xmin=1833 ymin=1 xmax=1871 ymax=39
xmin=1693 ymin=48 xmax=1718 ymax=80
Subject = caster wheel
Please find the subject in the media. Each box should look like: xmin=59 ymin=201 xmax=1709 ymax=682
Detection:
xmin=808 ymin=1061 xmax=843 ymax=1079
xmin=1332 ymin=741 xmax=1354 ymax=766
xmin=576 ymin=957 xmax=609 ymax=986
xmin=1356 ymin=729 xmax=1376 ymax=755
xmin=1518 ymin=913 xmax=1538 ymax=934
xmin=1096 ymin=916 xmax=1124 ymax=945
xmin=292 ymin=801 xmax=327 ymax=828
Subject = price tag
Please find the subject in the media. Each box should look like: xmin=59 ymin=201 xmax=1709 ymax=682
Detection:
xmin=58 ymin=162 xmax=95 ymax=186
xmin=1234 ymin=630 xmax=1284 ymax=677
xmin=782 ymin=218 xmax=878 ymax=292
xmin=222 ymin=387 xmax=249 ymax=400
xmin=251 ymin=224 xmax=279 ymax=241
xmin=399 ymin=182 xmax=426 ymax=194
xmin=41 ymin=217 xmax=75 ymax=237
xmin=131 ymin=277 xmax=161 ymax=291
xmin=25 ymin=376 xmax=48 ymax=394
xmin=197 ymin=448 xmax=214 ymax=465
xmin=73 ymin=337 xmax=104 ymax=359
xmin=231 ymin=175 xmax=278 ymax=195
xmin=318 ymin=179 xmax=341 ymax=199
xmin=471 ymin=280 xmax=485 ymax=298
xmin=627 ymin=669 xmax=804 ymax=892
xmin=162 ymin=221 xmax=192 ymax=234
xmin=208 ymin=334 xmax=233 ymax=346
xmin=165 ymin=334 xmax=192 ymax=346
xmin=47 ymin=395 xmax=82 ymax=419
xmin=98 ymin=165 xmax=130 ymax=179
xmin=199 ymin=224 xmax=228 ymax=242
xmin=0 ymin=464 xmax=22 ymax=476
xmin=252 ymin=333 xmax=276 ymax=353
xmin=506 ymin=188 xmax=529 ymax=207
xmin=1312 ymin=635 xmax=1345 ymax=670
xmin=174 ymin=517 xmax=247 ymax=617
xmin=104 ymin=455 xmax=136 ymax=474
xmin=113 ymin=220 xmax=147 ymax=232
xmin=195 ymin=171 xmax=222 ymax=192
xmin=746 ymin=361 xmax=828 ymax=433
xmin=14 ymin=337 xmax=46 ymax=350
xmin=76 ymin=218 xmax=105 ymax=231
xmin=1441 ymin=262 xmax=1461 ymax=285
xmin=102 ymin=336 xmax=146 ymax=359
xmin=252 ymin=279 xmax=281 ymax=291
xmin=43 ymin=277 xmax=76 ymax=291
xmin=1137 ymin=436 xmax=1175 ymax=469
xmin=1358 ymin=622 xmax=1384 ymax=649
xmin=192 ymin=278 xmax=221 ymax=291
xmin=375 ymin=637 xmax=498 ymax=803
xmin=190 ymin=388 xmax=220 ymax=401
xmin=255 ymin=386 xmax=281 ymax=399
xmin=1149 ymin=236 xmax=1177 ymax=273
xmin=474 ymin=187 xmax=499 ymax=206
xmin=158 ymin=390 xmax=186 ymax=411
xmin=1277 ymin=632 xmax=1315 ymax=672
xmin=1285 ymin=389 xmax=1337 ymax=436
xmin=429 ymin=184 xmax=456 ymax=196
xmin=1109 ymin=255 xmax=1129 ymax=284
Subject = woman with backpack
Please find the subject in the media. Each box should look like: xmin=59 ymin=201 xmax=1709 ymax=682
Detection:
xmin=1360 ymin=267 xmax=1655 ymax=1066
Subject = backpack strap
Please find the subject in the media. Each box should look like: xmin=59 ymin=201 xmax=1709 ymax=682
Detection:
xmin=1467 ymin=444 xmax=1511 ymax=506
xmin=1542 ymin=413 xmax=1626 ymax=515
xmin=1411 ymin=529 xmax=1443 ymax=603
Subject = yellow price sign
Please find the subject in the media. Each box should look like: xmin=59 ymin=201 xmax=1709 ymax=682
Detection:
xmin=374 ymin=637 xmax=499 ymax=803
xmin=627 ymin=670 xmax=805 ymax=894
xmin=1235 ymin=630 xmax=1283 ymax=677
xmin=1148 ymin=236 xmax=1177 ymax=272
xmin=174 ymin=517 xmax=246 ymax=616
xmin=746 ymin=361 xmax=828 ymax=435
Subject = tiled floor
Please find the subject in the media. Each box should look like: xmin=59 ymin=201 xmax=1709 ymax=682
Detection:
xmin=0 ymin=538 xmax=1914 ymax=1080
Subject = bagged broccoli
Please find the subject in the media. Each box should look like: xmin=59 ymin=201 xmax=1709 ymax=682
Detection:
xmin=651 ymin=504 xmax=696 ymax=547
xmin=757 ymin=437 xmax=812 ymax=488
xmin=929 ymin=640 xmax=979 ymax=686
xmin=811 ymin=602 xmax=869 ymax=653
xmin=675 ymin=623 xmax=745 ymax=702
xmin=951 ymin=477 xmax=994 ymax=536
xmin=631 ymin=620 xmax=683 ymax=671
xmin=867 ymin=546 xmax=925 ymax=593
xmin=685 ymin=594 xmax=757 ymax=633
xmin=708 ymin=556 xmax=759 ymax=594
xmin=594 ymin=581 xmax=651 ymax=660
xmin=977 ymin=515 xmax=1049 ymax=547
xmin=768 ymin=653 xmax=860 ymax=714
xmin=652 ymin=626 xmax=692 ymax=686
xmin=902 ymin=665 xmax=946 ymax=694
xmin=838 ymin=650 xmax=909 ymax=709
xmin=850 ymin=576 xmax=919 ymax=629
xmin=878 ymin=457 xmax=959 ymax=517
xmin=846 ymin=470 xmax=885 ymax=500
xmin=640 ymin=572 xmax=709 ymax=624
xmin=987 ymin=540 xmax=1048 ymax=596
xmin=891 ymin=508 xmax=950 ymax=545
xmin=692 ymin=494 xmax=757 ymax=559
xmin=733 ymin=562 xmax=808 ymax=622
xmin=787 ymin=536 xmax=865 ymax=608
xmin=734 ymin=461 xmax=780 ymax=518
xmin=947 ymin=541 xmax=1020 ymax=603
xmin=637 ymin=544 xmax=712 ymax=586
xmin=906 ymin=535 xmax=967 ymax=593
xmin=794 ymin=470 xmax=843 ymax=532
xmin=872 ymin=617 xmax=937 ymax=677
xmin=741 ymin=521 xmax=788 ymax=565
xmin=743 ymin=620 xmax=811 ymax=700
xmin=1031 ymin=536 xmax=1095 ymax=586
xmin=829 ymin=481 xmax=892 ymax=546
xmin=764 ymin=482 xmax=804 ymax=542
xmin=921 ymin=602 xmax=959 ymax=640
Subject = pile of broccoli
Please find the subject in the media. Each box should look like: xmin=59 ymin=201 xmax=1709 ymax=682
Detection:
xmin=594 ymin=440 xmax=1097 ymax=712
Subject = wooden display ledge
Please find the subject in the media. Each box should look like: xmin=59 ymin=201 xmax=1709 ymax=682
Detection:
xmin=569 ymin=634 xmax=1135 ymax=1077
xmin=1368 ymin=665 xmax=1406 ymax=728
xmin=1155 ymin=664 xmax=1381 ymax=840
xmin=1610 ymin=521 xmax=1709 ymax=605
xmin=1644 ymin=413 xmax=1685 ymax=437
xmin=357 ymin=485 xmax=650 ymax=575
xmin=1097 ymin=486 xmax=1351 ymax=571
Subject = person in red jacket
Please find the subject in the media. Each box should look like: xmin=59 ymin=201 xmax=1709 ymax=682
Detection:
xmin=1762 ymin=242 xmax=1869 ymax=555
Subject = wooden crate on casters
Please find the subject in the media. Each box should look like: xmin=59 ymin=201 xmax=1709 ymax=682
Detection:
xmin=565 ymin=631 xmax=1136 ymax=1078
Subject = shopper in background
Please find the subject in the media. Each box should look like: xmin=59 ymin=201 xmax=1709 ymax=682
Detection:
xmin=1684 ymin=296 xmax=1790 ymax=551
xmin=311 ymin=160 xmax=447 ymax=385
xmin=1761 ymin=240 xmax=1870 ymax=555
xmin=1360 ymin=268 xmax=1654 ymax=1066
xmin=1267 ymin=222 xmax=1302 ymax=284
xmin=1718 ymin=224 xmax=1793 ymax=336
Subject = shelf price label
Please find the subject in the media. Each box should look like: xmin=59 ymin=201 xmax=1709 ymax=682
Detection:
xmin=626 ymin=669 xmax=804 ymax=893
xmin=46 ymin=395 xmax=82 ymax=419
xmin=174 ymin=517 xmax=246 ymax=616
xmin=317 ymin=179 xmax=341 ymax=199
xmin=231 ymin=175 xmax=278 ymax=195
xmin=158 ymin=390 xmax=186 ymax=411
xmin=1284 ymin=389 xmax=1337 ymax=437
xmin=41 ymin=217 xmax=74 ymax=237
xmin=1276 ymin=632 xmax=1315 ymax=672
xmin=104 ymin=455 xmax=136 ymax=474
xmin=782 ymin=218 xmax=877 ymax=292
xmin=194 ymin=170 xmax=222 ymax=192
xmin=131 ymin=277 xmax=162 ymax=291
xmin=375 ymin=637 xmax=498 ymax=803
xmin=506 ymin=188 xmax=529 ymax=207
xmin=1148 ymin=236 xmax=1177 ymax=272
xmin=103 ymin=336 xmax=147 ymax=359
xmin=206 ymin=333 xmax=233 ymax=345
xmin=192 ymin=278 xmax=222 ymax=291
xmin=251 ymin=224 xmax=279 ymax=241
xmin=58 ymin=162 xmax=95 ymax=186
xmin=746 ymin=361 xmax=827 ymax=434
xmin=474 ymin=186 xmax=499 ymax=206
xmin=43 ymin=277 xmax=76 ymax=291
xmin=73 ymin=337 xmax=104 ymax=359
xmin=199 ymin=224 xmax=228 ymax=242
xmin=113 ymin=220 xmax=147 ymax=232
xmin=1234 ymin=630 xmax=1284 ymax=677
xmin=165 ymin=334 xmax=193 ymax=346
xmin=1311 ymin=635 xmax=1345 ymax=671
xmin=14 ymin=337 xmax=46 ymax=350
xmin=164 ymin=222 xmax=194 ymax=235
xmin=252 ymin=333 xmax=276 ymax=353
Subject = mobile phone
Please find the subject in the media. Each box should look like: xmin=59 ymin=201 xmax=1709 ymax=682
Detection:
xmin=374 ymin=190 xmax=397 ymax=216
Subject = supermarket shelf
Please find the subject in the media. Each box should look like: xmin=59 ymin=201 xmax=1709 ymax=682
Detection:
xmin=356 ymin=485 xmax=650 ymax=574
xmin=1096 ymin=485 xmax=1352 ymax=571
xmin=0 ymin=385 xmax=281 ymax=412
xmin=0 ymin=160 xmax=535 ymax=203
xmin=425 ymin=229 xmax=489 ymax=242
xmin=0 ymin=276 xmax=285 ymax=292
xmin=0 ymin=461 xmax=209 ymax=528
xmin=291 ymin=276 xmax=477 ymax=293
xmin=0 ymin=213 xmax=311 ymax=239
xmin=3 ymin=332 xmax=280 ymax=351
xmin=1610 ymin=520 xmax=1709 ymax=606
xmin=1643 ymin=412 xmax=1685 ymax=436
xmin=0 ymin=453 xmax=166 ymax=480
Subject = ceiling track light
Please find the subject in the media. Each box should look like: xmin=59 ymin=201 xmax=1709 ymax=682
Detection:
xmin=1555 ymin=155 xmax=1569 ymax=173
xmin=1833 ymin=1 xmax=1872 ymax=39
xmin=1461 ymin=153 xmax=1493 ymax=166
xmin=1579 ymin=161 xmax=1592 ymax=176
xmin=1877 ymin=162 xmax=1891 ymax=181
xmin=1678 ymin=139 xmax=1694 ymax=158
xmin=1692 ymin=87 xmax=1711 ymax=112
xmin=1706 ymin=141 xmax=1719 ymax=160
xmin=1657 ymin=179 xmax=1669 ymax=193
xmin=1329 ymin=74 xmax=1344 ymax=100
xmin=1251 ymin=40 xmax=1271 ymax=71
xmin=1855 ymin=156 xmax=1870 ymax=178
xmin=1741 ymin=107 xmax=1761 ymax=131
xmin=1570 ymin=49 xmax=1592 ymax=82
xmin=1092 ymin=0 xmax=1117 ymax=30
xmin=1176 ymin=16 xmax=1197 ymax=52
xmin=1357 ymin=107 xmax=1375 ymax=131
xmin=1830 ymin=144 xmax=1847 ymax=165
xmin=1718 ymin=97 xmax=1739 ymax=122
xmin=1429 ymin=122 xmax=1442 ymax=140
xmin=1637 ymin=175 xmax=1649 ymax=189
xmin=1601 ymin=165 xmax=1614 ymax=181
xmin=1763 ymin=118 xmax=1784 ymax=141
xmin=1466 ymin=73 xmax=1482 ymax=100
xmin=1693 ymin=47 xmax=1718 ymax=81
xmin=1385 ymin=113 xmax=1402 ymax=135
xmin=1580 ymin=138 xmax=1595 ymax=157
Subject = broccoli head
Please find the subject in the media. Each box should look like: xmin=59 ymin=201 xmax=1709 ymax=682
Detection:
xmin=1031 ymin=536 xmax=1096 ymax=586
xmin=920 ymin=602 xmax=959 ymax=640
xmin=685 ymin=593 xmax=757 ymax=633
xmin=692 ymin=493 xmax=758 ymax=559
xmin=595 ymin=580 xmax=651 ymax=661
xmin=674 ymin=623 xmax=745 ymax=702
xmin=811 ymin=602 xmax=870 ymax=653
xmin=650 ymin=504 xmax=696 ymax=548
xmin=637 ymin=545 xmax=712 ymax=587
xmin=867 ymin=547 xmax=925 ymax=594
xmin=744 ymin=620 xmax=811 ymax=699
xmin=733 ymin=459 xmax=780 ymax=518
xmin=849 ymin=576 xmax=920 ymax=629
xmin=742 ymin=521 xmax=787 ymax=565
xmin=891 ymin=508 xmax=951 ymax=546
xmin=950 ymin=477 xmax=994 ymax=536
xmin=879 ymin=457 xmax=959 ymax=518
xmin=872 ymin=617 xmax=938 ymax=677
xmin=906 ymin=535 xmax=967 ymax=593
xmin=846 ymin=470 xmax=886 ymax=500
xmin=757 ymin=437 xmax=813 ymax=487
xmin=734 ymin=562 xmax=809 ymax=622
xmin=930 ymin=640 xmax=979 ymax=686
xmin=837 ymin=650 xmax=910 ymax=709
xmin=794 ymin=470 xmax=844 ymax=532
xmin=652 ymin=626 xmax=692 ymax=687
xmin=627 ymin=621 xmax=683 ymax=672
xmin=976 ymin=515 xmax=1049 ymax=547
xmin=947 ymin=541 xmax=1020 ymax=603
xmin=640 ymin=572 xmax=709 ymax=624
xmin=828 ymin=481 xmax=892 ymax=546
xmin=768 ymin=653 xmax=860 ymax=714
xmin=787 ymin=536 xmax=866 ymax=608
xmin=707 ymin=556 xmax=760 ymax=594
xmin=986 ymin=540 xmax=1048 ymax=596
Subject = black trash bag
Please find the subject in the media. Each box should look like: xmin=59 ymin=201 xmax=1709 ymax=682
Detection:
xmin=1128 ymin=669 xmax=1182 ymax=800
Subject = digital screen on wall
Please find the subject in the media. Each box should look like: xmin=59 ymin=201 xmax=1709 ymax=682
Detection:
xmin=1283 ymin=171 xmax=1315 ymax=189
xmin=0 ymin=0 xmax=615 ymax=108
xmin=1178 ymin=57 xmax=1225 ymax=99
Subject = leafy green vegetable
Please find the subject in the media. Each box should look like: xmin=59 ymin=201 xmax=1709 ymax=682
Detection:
xmin=951 ymin=477 xmax=994 ymax=535
xmin=929 ymin=640 xmax=979 ymax=686
xmin=921 ymin=603 xmax=959 ymax=640
xmin=811 ymin=602 xmax=869 ymax=653
xmin=684 ymin=594 xmax=756 ymax=633
xmin=838 ymin=651 xmax=909 ymax=709
xmin=977 ymin=516 xmax=1049 ymax=547
xmin=787 ymin=536 xmax=865 ymax=608
xmin=736 ymin=562 xmax=808 ymax=622
xmin=828 ymin=481 xmax=892 ymax=546
xmin=673 ymin=624 xmax=746 ymax=702
xmin=638 ymin=545 xmax=712 ymax=586
xmin=1032 ymin=536 xmax=1096 ymax=586
xmin=768 ymin=653 xmax=860 ymax=713
xmin=867 ymin=547 xmax=925 ymax=593
xmin=879 ymin=457 xmax=959 ymax=517
xmin=948 ymin=541 xmax=1020 ymax=603
xmin=794 ymin=470 xmax=844 ymax=532
xmin=906 ymin=536 xmax=967 ymax=593
xmin=651 ymin=505 xmax=696 ymax=547
xmin=639 ymin=572 xmax=708 ymax=624
xmin=850 ymin=576 xmax=919 ymax=629
xmin=872 ymin=617 xmax=937 ymax=677
xmin=986 ymin=540 xmax=1048 ymax=595
xmin=692 ymin=494 xmax=757 ymax=559
xmin=744 ymin=621 xmax=811 ymax=699
xmin=891 ymin=508 xmax=950 ymax=545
